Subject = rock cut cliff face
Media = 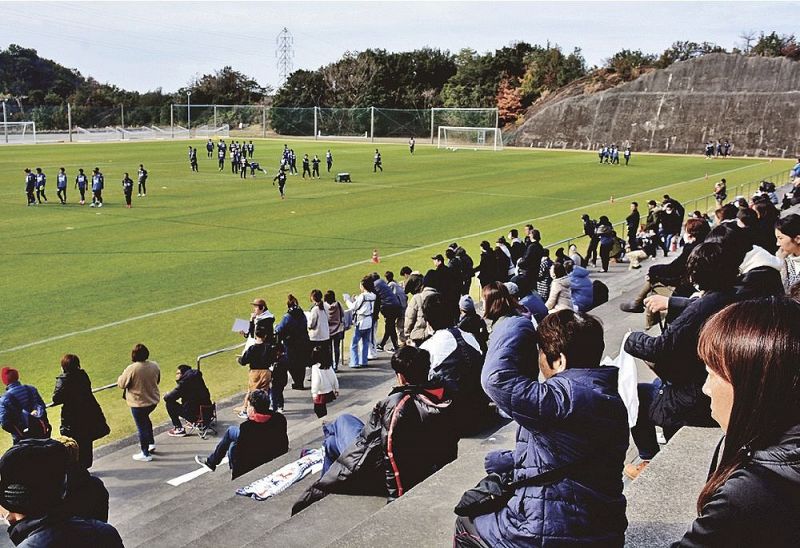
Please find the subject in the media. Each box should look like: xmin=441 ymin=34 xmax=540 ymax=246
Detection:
xmin=510 ymin=53 xmax=800 ymax=157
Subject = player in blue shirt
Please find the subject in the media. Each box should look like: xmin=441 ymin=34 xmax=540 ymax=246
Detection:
xmin=190 ymin=147 xmax=199 ymax=172
xmin=34 ymin=167 xmax=48 ymax=204
xmin=373 ymin=149 xmax=383 ymax=172
xmin=273 ymin=169 xmax=287 ymax=199
xmin=326 ymin=149 xmax=333 ymax=172
xmin=24 ymin=168 xmax=36 ymax=206
xmin=122 ymin=172 xmax=134 ymax=208
xmin=75 ymin=168 xmax=89 ymax=205
xmin=290 ymin=149 xmax=297 ymax=175
xmin=56 ymin=167 xmax=68 ymax=204
xmin=218 ymin=147 xmax=226 ymax=171
xmin=302 ymin=154 xmax=311 ymax=178
xmin=311 ymin=155 xmax=320 ymax=178
xmin=624 ymin=147 xmax=632 ymax=166
xmin=137 ymin=164 xmax=148 ymax=197
xmin=90 ymin=167 xmax=104 ymax=208
xmin=206 ymin=139 xmax=214 ymax=158
xmin=247 ymin=141 xmax=254 ymax=158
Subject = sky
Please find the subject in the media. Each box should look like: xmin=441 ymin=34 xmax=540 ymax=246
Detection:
xmin=2 ymin=1 xmax=799 ymax=93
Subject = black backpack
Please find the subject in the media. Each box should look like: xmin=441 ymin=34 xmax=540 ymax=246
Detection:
xmin=592 ymin=280 xmax=609 ymax=309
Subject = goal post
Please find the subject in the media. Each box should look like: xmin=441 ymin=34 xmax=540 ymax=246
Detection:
xmin=437 ymin=126 xmax=503 ymax=151
xmin=430 ymin=107 xmax=499 ymax=144
xmin=1 ymin=121 xmax=37 ymax=144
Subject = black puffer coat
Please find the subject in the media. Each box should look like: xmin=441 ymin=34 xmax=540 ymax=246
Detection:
xmin=51 ymin=369 xmax=109 ymax=442
xmin=292 ymin=383 xmax=458 ymax=513
xmin=673 ymin=424 xmax=800 ymax=547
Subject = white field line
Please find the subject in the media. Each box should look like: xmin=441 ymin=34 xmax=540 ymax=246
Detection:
xmin=0 ymin=161 xmax=765 ymax=355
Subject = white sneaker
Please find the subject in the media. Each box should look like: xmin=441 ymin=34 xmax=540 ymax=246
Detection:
xmin=137 ymin=193 xmax=142 ymax=197
xmin=90 ymin=203 xmax=95 ymax=207
xmin=277 ymin=407 xmax=285 ymax=414
xmin=148 ymin=444 xmax=156 ymax=453
xmin=97 ymin=203 xmax=103 ymax=207
xmin=133 ymin=452 xmax=153 ymax=462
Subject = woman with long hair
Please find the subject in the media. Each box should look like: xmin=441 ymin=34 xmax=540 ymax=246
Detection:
xmin=673 ymin=297 xmax=800 ymax=546
xmin=308 ymin=289 xmax=331 ymax=369
xmin=775 ymin=213 xmax=800 ymax=293
xmin=275 ymin=294 xmax=311 ymax=390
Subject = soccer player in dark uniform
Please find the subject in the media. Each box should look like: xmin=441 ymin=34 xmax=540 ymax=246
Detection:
xmin=311 ymin=155 xmax=320 ymax=178
xmin=137 ymin=164 xmax=148 ymax=196
xmin=122 ymin=172 xmax=134 ymax=208
xmin=373 ymin=149 xmax=382 ymax=172
xmin=240 ymin=158 xmax=249 ymax=179
xmin=290 ymin=149 xmax=297 ymax=174
xmin=249 ymin=161 xmax=267 ymax=176
xmin=247 ymin=141 xmax=254 ymax=158
xmin=187 ymin=146 xmax=193 ymax=162
xmin=217 ymin=139 xmax=227 ymax=155
xmin=75 ymin=168 xmax=89 ymax=205
xmin=273 ymin=169 xmax=287 ymax=199
xmin=624 ymin=147 xmax=631 ymax=166
xmin=240 ymin=141 xmax=247 ymax=159
xmin=190 ymin=148 xmax=199 ymax=172
xmin=302 ymin=154 xmax=311 ymax=178
xmin=56 ymin=167 xmax=68 ymax=204
xmin=90 ymin=167 xmax=104 ymax=207
xmin=409 ymin=136 xmax=415 ymax=154
xmin=24 ymin=168 xmax=36 ymax=206
xmin=326 ymin=149 xmax=333 ymax=172
xmin=206 ymin=139 xmax=214 ymax=158
xmin=218 ymin=147 xmax=226 ymax=171
xmin=231 ymin=148 xmax=240 ymax=174
xmin=35 ymin=167 xmax=48 ymax=203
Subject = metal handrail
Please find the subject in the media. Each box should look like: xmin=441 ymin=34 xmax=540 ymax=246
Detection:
xmin=541 ymin=169 xmax=791 ymax=252
xmin=45 ymin=382 xmax=118 ymax=409
xmin=196 ymin=342 xmax=246 ymax=370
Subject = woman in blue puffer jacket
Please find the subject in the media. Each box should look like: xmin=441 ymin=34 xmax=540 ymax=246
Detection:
xmin=566 ymin=262 xmax=594 ymax=312
xmin=454 ymin=301 xmax=629 ymax=547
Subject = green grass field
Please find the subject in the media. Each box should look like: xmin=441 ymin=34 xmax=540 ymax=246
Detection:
xmin=0 ymin=138 xmax=791 ymax=451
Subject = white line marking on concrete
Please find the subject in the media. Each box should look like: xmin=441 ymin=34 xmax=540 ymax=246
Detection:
xmin=0 ymin=161 xmax=765 ymax=355
xmin=167 ymin=456 xmax=228 ymax=486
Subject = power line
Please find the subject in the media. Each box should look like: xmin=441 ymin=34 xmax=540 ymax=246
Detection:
xmin=275 ymin=27 xmax=294 ymax=87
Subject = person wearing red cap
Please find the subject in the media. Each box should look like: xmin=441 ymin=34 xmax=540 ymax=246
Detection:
xmin=0 ymin=367 xmax=50 ymax=444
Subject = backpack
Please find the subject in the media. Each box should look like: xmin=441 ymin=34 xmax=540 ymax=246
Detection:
xmin=3 ymin=390 xmax=51 ymax=441
xmin=592 ymin=280 xmax=609 ymax=309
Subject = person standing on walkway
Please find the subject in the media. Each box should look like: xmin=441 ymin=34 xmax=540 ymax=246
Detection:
xmin=51 ymin=354 xmax=110 ymax=468
xmin=117 ymin=344 xmax=160 ymax=462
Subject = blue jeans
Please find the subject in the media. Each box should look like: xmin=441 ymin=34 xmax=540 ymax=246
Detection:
xmin=350 ymin=327 xmax=371 ymax=367
xmin=207 ymin=425 xmax=240 ymax=468
xmin=131 ymin=404 xmax=156 ymax=456
xmin=631 ymin=380 xmax=680 ymax=459
xmin=322 ymin=414 xmax=364 ymax=475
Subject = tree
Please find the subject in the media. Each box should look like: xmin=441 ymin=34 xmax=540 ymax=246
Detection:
xmin=496 ymin=78 xmax=523 ymax=124
xmin=519 ymin=45 xmax=587 ymax=105
xmin=655 ymin=41 xmax=726 ymax=68
xmin=180 ymin=66 xmax=270 ymax=105
xmin=604 ymin=49 xmax=657 ymax=81
xmin=751 ymin=31 xmax=798 ymax=58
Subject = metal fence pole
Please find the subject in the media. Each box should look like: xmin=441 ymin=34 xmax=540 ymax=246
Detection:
xmin=2 ymin=101 xmax=7 ymax=144
xmin=314 ymin=106 xmax=318 ymax=140
xmin=262 ymin=105 xmax=267 ymax=138
xmin=120 ymin=104 xmax=125 ymax=129
xmin=370 ymin=106 xmax=375 ymax=142
xmin=213 ymin=105 xmax=217 ymax=129
xmin=170 ymin=104 xmax=174 ymax=138
xmin=67 ymin=103 xmax=72 ymax=143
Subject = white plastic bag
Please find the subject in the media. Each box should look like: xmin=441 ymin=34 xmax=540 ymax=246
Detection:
xmin=601 ymin=332 xmax=639 ymax=427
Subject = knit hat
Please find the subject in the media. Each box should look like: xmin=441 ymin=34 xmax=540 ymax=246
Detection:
xmin=0 ymin=439 xmax=68 ymax=516
xmin=504 ymin=282 xmax=520 ymax=296
xmin=459 ymin=295 xmax=475 ymax=314
xmin=1 ymin=367 xmax=19 ymax=386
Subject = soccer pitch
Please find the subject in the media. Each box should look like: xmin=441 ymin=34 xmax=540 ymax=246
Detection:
xmin=0 ymin=139 xmax=790 ymax=449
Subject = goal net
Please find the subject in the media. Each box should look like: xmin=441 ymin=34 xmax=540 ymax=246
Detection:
xmin=195 ymin=124 xmax=231 ymax=139
xmin=1 ymin=121 xmax=37 ymax=144
xmin=437 ymin=126 xmax=503 ymax=151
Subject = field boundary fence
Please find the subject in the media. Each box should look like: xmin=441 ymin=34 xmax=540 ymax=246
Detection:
xmin=1 ymin=100 xmax=498 ymax=145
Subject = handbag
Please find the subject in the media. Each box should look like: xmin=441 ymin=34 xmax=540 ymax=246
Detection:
xmin=454 ymin=459 xmax=585 ymax=518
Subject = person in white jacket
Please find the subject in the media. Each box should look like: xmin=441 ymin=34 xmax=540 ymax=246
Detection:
xmin=344 ymin=276 xmax=377 ymax=368
xmin=310 ymin=347 xmax=339 ymax=418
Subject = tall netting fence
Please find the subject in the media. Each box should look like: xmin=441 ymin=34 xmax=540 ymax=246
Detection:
xmin=1 ymin=103 xmax=498 ymax=144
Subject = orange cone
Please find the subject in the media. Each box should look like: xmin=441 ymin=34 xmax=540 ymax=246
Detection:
xmin=371 ymin=249 xmax=380 ymax=264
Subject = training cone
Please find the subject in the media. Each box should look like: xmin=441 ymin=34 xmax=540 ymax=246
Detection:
xmin=371 ymin=249 xmax=380 ymax=264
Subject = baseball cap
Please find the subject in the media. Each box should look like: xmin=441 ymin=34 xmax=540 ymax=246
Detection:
xmin=431 ymin=254 xmax=444 ymax=262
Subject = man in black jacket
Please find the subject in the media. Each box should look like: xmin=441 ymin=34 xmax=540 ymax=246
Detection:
xmin=0 ymin=439 xmax=123 ymax=546
xmin=623 ymin=243 xmax=739 ymax=479
xmin=626 ymin=202 xmax=640 ymax=250
xmin=195 ymin=390 xmax=288 ymax=479
xmin=292 ymin=346 xmax=458 ymax=513
xmin=522 ymin=229 xmax=544 ymax=281
xmin=165 ymin=365 xmax=212 ymax=437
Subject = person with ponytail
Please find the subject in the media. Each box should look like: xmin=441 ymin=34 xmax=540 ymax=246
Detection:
xmin=673 ymin=297 xmax=800 ymax=547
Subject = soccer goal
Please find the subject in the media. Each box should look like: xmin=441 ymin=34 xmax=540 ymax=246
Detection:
xmin=437 ymin=126 xmax=503 ymax=151
xmin=1 ymin=121 xmax=37 ymax=144
xmin=195 ymin=124 xmax=231 ymax=139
